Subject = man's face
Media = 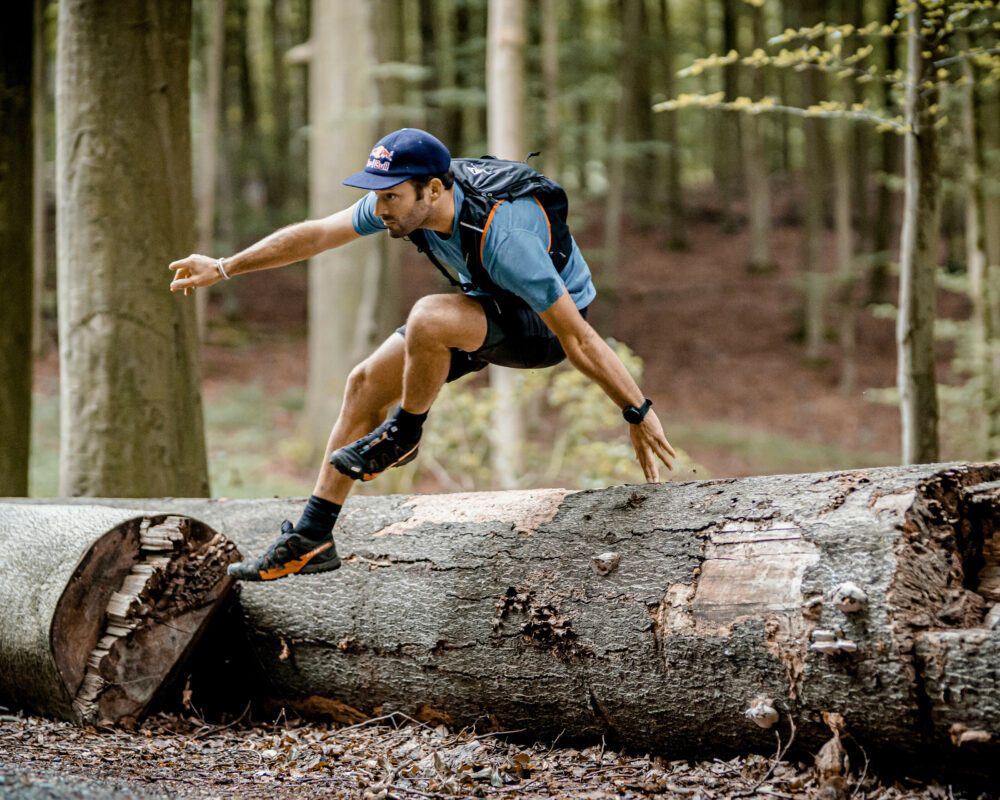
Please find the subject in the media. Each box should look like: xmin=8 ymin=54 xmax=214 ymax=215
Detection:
xmin=373 ymin=180 xmax=432 ymax=238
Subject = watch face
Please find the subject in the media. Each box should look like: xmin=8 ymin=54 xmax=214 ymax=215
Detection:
xmin=623 ymin=407 xmax=642 ymax=424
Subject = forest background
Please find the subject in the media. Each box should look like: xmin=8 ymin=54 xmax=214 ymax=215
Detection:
xmin=2 ymin=0 xmax=999 ymax=500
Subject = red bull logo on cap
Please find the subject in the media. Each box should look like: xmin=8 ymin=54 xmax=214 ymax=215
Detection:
xmin=366 ymin=145 xmax=394 ymax=172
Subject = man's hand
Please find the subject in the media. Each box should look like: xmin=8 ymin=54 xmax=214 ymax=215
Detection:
xmin=169 ymin=254 xmax=223 ymax=295
xmin=628 ymin=408 xmax=676 ymax=483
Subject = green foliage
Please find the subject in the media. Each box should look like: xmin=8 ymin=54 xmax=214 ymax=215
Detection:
xmin=409 ymin=341 xmax=703 ymax=492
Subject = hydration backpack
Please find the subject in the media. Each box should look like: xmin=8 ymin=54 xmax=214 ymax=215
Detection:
xmin=408 ymin=156 xmax=573 ymax=299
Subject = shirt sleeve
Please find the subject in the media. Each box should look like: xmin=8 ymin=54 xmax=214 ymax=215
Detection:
xmin=481 ymin=201 xmax=566 ymax=313
xmin=350 ymin=193 xmax=386 ymax=236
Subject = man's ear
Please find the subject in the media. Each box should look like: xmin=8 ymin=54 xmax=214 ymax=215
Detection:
xmin=428 ymin=177 xmax=444 ymax=200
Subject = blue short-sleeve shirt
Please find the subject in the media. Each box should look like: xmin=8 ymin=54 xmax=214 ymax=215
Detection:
xmin=351 ymin=183 xmax=596 ymax=314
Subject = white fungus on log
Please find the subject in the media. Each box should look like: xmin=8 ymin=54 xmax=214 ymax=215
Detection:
xmin=831 ymin=581 xmax=868 ymax=613
xmin=744 ymin=697 xmax=779 ymax=729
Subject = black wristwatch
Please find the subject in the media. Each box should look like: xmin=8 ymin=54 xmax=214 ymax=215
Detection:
xmin=622 ymin=398 xmax=653 ymax=425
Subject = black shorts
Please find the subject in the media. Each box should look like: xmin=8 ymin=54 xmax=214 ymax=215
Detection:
xmin=396 ymin=294 xmax=589 ymax=383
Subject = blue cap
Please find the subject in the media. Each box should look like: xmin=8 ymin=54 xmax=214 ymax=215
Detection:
xmin=342 ymin=128 xmax=452 ymax=190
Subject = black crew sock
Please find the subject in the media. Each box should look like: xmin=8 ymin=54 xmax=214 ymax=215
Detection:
xmin=393 ymin=407 xmax=428 ymax=438
xmin=294 ymin=495 xmax=342 ymax=541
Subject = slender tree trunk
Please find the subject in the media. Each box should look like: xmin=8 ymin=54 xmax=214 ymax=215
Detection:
xmin=870 ymin=0 xmax=899 ymax=305
xmin=32 ymin=0 xmax=47 ymax=359
xmin=193 ymin=0 xmax=226 ymax=340
xmin=0 ymin=2 xmax=34 ymax=497
xmin=434 ymin=0 xmax=462 ymax=148
xmin=716 ymin=0 xmax=742 ymax=233
xmin=896 ymin=4 xmax=941 ymax=464
xmin=486 ymin=0 xmax=526 ymax=490
xmin=741 ymin=0 xmax=772 ymax=273
xmin=55 ymin=0 xmax=208 ymax=497
xmin=832 ymin=9 xmax=857 ymax=395
xmin=305 ymin=1 xmax=382 ymax=454
xmin=541 ymin=0 xmax=561 ymax=180
xmin=604 ymin=0 xmax=643 ymax=286
xmin=960 ymin=32 xmax=999 ymax=458
xmin=796 ymin=0 xmax=828 ymax=363
xmin=656 ymin=0 xmax=686 ymax=250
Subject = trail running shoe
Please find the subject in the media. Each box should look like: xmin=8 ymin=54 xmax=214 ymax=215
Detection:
xmin=329 ymin=417 xmax=421 ymax=481
xmin=227 ymin=521 xmax=341 ymax=581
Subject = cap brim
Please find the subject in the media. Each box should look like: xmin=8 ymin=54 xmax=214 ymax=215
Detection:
xmin=342 ymin=170 xmax=411 ymax=190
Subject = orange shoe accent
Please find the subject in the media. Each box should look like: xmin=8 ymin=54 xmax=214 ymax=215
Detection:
xmin=361 ymin=443 xmax=420 ymax=481
xmin=259 ymin=541 xmax=333 ymax=580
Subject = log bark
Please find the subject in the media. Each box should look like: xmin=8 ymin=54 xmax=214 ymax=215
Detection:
xmin=0 ymin=506 xmax=237 ymax=725
xmin=59 ymin=463 xmax=1000 ymax=771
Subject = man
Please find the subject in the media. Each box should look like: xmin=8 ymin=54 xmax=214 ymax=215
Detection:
xmin=169 ymin=128 xmax=675 ymax=581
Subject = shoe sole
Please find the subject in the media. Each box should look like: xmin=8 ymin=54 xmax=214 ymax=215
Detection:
xmin=330 ymin=443 xmax=419 ymax=482
xmin=228 ymin=541 xmax=342 ymax=581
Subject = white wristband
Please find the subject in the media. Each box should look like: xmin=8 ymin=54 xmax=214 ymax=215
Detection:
xmin=216 ymin=257 xmax=230 ymax=280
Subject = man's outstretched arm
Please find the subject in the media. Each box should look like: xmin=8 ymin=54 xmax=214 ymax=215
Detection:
xmin=169 ymin=207 xmax=360 ymax=292
xmin=539 ymin=290 xmax=676 ymax=482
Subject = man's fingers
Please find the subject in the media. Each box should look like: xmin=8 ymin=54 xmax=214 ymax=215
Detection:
xmin=642 ymin=445 xmax=659 ymax=483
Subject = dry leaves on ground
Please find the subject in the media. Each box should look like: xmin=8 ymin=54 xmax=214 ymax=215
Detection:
xmin=0 ymin=710 xmax=972 ymax=800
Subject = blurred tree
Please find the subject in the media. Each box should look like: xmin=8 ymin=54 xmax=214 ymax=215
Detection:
xmin=0 ymin=1 xmax=34 ymax=496
xmin=793 ymin=0 xmax=829 ymax=364
xmin=193 ymin=0 xmax=226 ymax=338
xmin=896 ymin=1 xmax=942 ymax=464
xmin=486 ymin=0 xmax=526 ymax=489
xmin=541 ymin=0 xmax=561 ymax=180
xmin=869 ymin=0 xmax=899 ymax=305
xmin=959 ymin=29 xmax=1000 ymax=457
xmin=32 ymin=0 xmax=47 ymax=358
xmin=717 ymin=0 xmax=743 ymax=233
xmin=304 ymin=0 xmax=384 ymax=454
xmin=654 ymin=0 xmax=686 ymax=250
xmin=55 ymin=0 xmax=209 ymax=496
xmin=740 ymin=0 xmax=773 ymax=273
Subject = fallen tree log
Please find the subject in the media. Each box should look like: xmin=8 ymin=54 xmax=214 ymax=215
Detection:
xmin=0 ymin=506 xmax=237 ymax=725
xmin=10 ymin=463 xmax=1000 ymax=773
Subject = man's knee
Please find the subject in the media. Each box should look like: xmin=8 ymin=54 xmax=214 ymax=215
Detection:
xmin=406 ymin=294 xmax=485 ymax=350
xmin=406 ymin=294 xmax=452 ymax=337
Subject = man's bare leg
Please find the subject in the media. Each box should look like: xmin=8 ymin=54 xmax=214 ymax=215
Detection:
xmin=327 ymin=294 xmax=488 ymax=482
xmin=312 ymin=332 xmax=408 ymax=504
xmin=399 ymin=294 xmax=488 ymax=413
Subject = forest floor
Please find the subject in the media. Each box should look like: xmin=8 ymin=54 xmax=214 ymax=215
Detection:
xmin=0 ymin=709 xmax=978 ymax=800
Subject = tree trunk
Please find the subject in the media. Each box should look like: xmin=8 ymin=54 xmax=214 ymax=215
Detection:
xmin=796 ymin=0 xmax=828 ymax=364
xmin=870 ymin=0 xmax=898 ymax=305
xmin=32 ymin=0 xmax=47 ymax=359
xmin=960 ymin=32 xmax=1000 ymax=458
xmin=714 ymin=0 xmax=742 ymax=233
xmin=740 ymin=0 xmax=772 ymax=273
xmin=0 ymin=1 xmax=34 ymax=497
xmin=0 ymin=505 xmax=237 ymax=725
xmin=193 ymin=0 xmax=226 ymax=340
xmin=656 ymin=0 xmax=686 ymax=250
xmin=486 ymin=0 xmax=526 ymax=490
xmin=305 ymin=0 xmax=383 ymax=453
xmin=541 ymin=0 xmax=561 ymax=180
xmin=896 ymin=4 xmax=941 ymax=465
xmin=65 ymin=462 xmax=1000 ymax=773
xmin=55 ymin=0 xmax=209 ymax=497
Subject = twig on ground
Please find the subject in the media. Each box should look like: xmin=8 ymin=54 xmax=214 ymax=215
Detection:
xmin=735 ymin=716 xmax=797 ymax=797
xmin=188 ymin=700 xmax=252 ymax=741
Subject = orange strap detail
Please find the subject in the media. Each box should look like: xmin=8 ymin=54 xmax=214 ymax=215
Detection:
xmin=533 ymin=196 xmax=552 ymax=252
xmin=480 ymin=200 xmax=505 ymax=266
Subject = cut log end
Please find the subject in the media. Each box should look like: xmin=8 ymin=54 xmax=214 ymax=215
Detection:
xmin=51 ymin=514 xmax=239 ymax=725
